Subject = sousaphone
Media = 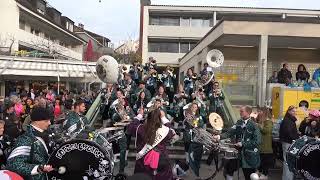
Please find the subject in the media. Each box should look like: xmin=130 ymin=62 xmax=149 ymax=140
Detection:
xmin=198 ymin=49 xmax=224 ymax=87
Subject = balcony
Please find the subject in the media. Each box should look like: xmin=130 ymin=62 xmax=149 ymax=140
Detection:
xmin=16 ymin=29 xmax=83 ymax=60
xmin=148 ymin=52 xmax=185 ymax=65
xmin=148 ymin=25 xmax=211 ymax=39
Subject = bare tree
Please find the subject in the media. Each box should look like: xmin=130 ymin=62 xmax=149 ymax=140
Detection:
xmin=0 ymin=33 xmax=15 ymax=55
xmin=31 ymin=38 xmax=66 ymax=59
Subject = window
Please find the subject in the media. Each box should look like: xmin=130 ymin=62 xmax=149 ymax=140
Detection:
xmin=35 ymin=29 xmax=40 ymax=36
xmin=149 ymin=42 xmax=179 ymax=53
xmin=180 ymin=17 xmax=190 ymax=26
xmin=150 ymin=16 xmax=160 ymax=25
xmin=180 ymin=42 xmax=190 ymax=53
xmin=44 ymin=33 xmax=50 ymax=40
xmin=30 ymin=27 xmax=35 ymax=34
xmin=19 ymin=20 xmax=25 ymax=30
xmin=191 ymin=18 xmax=203 ymax=27
xmin=190 ymin=42 xmax=196 ymax=50
xmin=149 ymin=16 xmax=180 ymax=26
xmin=203 ymin=18 xmax=211 ymax=27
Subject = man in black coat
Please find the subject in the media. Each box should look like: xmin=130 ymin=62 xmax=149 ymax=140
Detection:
xmin=278 ymin=63 xmax=292 ymax=85
xmin=3 ymin=101 xmax=22 ymax=140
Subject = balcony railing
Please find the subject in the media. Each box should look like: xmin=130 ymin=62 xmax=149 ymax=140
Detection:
xmin=16 ymin=29 xmax=83 ymax=60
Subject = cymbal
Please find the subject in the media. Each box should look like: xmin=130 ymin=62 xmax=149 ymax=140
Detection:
xmin=209 ymin=113 xmax=224 ymax=131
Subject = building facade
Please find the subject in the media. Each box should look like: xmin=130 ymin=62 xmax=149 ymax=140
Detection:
xmin=140 ymin=2 xmax=320 ymax=105
xmin=0 ymin=0 xmax=110 ymax=96
xmin=177 ymin=8 xmax=320 ymax=106
xmin=0 ymin=0 xmax=86 ymax=60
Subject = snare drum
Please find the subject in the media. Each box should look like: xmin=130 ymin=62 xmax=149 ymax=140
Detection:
xmin=286 ymin=136 xmax=320 ymax=179
xmin=47 ymin=139 xmax=114 ymax=180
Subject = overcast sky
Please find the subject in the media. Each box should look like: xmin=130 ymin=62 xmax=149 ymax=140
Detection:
xmin=48 ymin=0 xmax=320 ymax=47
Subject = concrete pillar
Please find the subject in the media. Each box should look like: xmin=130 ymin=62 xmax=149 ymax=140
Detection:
xmin=66 ymin=81 xmax=70 ymax=91
xmin=0 ymin=82 xmax=5 ymax=96
xmin=24 ymin=81 xmax=29 ymax=92
xmin=213 ymin=11 xmax=217 ymax=26
xmin=257 ymin=35 xmax=268 ymax=107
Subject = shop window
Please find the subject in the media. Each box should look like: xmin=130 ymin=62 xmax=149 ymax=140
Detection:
xmin=19 ymin=20 xmax=25 ymax=30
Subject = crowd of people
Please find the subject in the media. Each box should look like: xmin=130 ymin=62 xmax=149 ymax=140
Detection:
xmin=0 ymin=58 xmax=318 ymax=180
xmin=268 ymin=63 xmax=320 ymax=87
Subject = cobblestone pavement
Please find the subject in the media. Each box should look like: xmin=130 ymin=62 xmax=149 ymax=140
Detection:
xmin=114 ymin=161 xmax=282 ymax=180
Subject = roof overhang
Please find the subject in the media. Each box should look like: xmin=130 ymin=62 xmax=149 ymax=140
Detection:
xmin=179 ymin=19 xmax=320 ymax=66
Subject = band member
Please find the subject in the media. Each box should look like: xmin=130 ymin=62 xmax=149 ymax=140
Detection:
xmin=144 ymin=57 xmax=157 ymax=72
xmin=145 ymin=67 xmax=159 ymax=97
xmin=173 ymin=85 xmax=189 ymax=126
xmin=191 ymin=88 xmax=208 ymax=126
xmin=132 ymin=81 xmax=152 ymax=106
xmin=220 ymin=106 xmax=261 ymax=180
xmin=62 ymin=99 xmax=88 ymax=137
xmin=133 ymin=91 xmax=148 ymax=114
xmin=111 ymin=97 xmax=135 ymax=123
xmin=208 ymin=82 xmax=225 ymax=118
xmin=183 ymin=103 xmax=205 ymax=177
xmin=100 ymin=83 xmax=116 ymax=120
xmin=161 ymin=66 xmax=176 ymax=103
xmin=7 ymin=107 xmax=54 ymax=180
xmin=119 ymin=73 xmax=136 ymax=101
xmin=155 ymin=86 xmax=170 ymax=110
xmin=129 ymin=62 xmax=143 ymax=85
xmin=127 ymin=108 xmax=174 ymax=180
xmin=184 ymin=68 xmax=197 ymax=100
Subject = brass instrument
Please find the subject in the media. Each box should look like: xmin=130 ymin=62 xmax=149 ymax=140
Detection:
xmin=121 ymin=65 xmax=129 ymax=74
xmin=213 ymin=89 xmax=222 ymax=98
xmin=167 ymin=67 xmax=174 ymax=77
xmin=152 ymin=71 xmax=158 ymax=78
xmin=192 ymin=73 xmax=198 ymax=80
xmin=113 ymin=99 xmax=130 ymax=123
xmin=137 ymin=64 xmax=143 ymax=72
xmin=150 ymin=59 xmax=156 ymax=66
xmin=192 ymin=128 xmax=219 ymax=152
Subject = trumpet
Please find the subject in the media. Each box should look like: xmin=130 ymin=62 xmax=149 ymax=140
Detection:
xmin=137 ymin=64 xmax=143 ymax=72
xmin=121 ymin=65 xmax=129 ymax=74
xmin=168 ymin=67 xmax=174 ymax=77
xmin=192 ymin=73 xmax=198 ymax=80
xmin=150 ymin=59 xmax=156 ymax=66
xmin=152 ymin=71 xmax=158 ymax=78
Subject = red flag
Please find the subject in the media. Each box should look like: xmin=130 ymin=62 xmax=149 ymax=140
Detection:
xmin=85 ymin=39 xmax=93 ymax=62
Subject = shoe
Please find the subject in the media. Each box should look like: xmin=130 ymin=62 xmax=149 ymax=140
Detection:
xmin=260 ymin=174 xmax=268 ymax=180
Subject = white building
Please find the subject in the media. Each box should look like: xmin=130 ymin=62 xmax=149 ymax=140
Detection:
xmin=0 ymin=0 xmax=86 ymax=60
xmin=139 ymin=1 xmax=320 ymax=106
xmin=0 ymin=0 xmax=101 ymax=96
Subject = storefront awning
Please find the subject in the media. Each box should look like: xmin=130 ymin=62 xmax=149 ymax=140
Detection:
xmin=0 ymin=56 xmax=97 ymax=79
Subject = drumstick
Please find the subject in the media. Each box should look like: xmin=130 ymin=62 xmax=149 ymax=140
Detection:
xmin=53 ymin=166 xmax=66 ymax=174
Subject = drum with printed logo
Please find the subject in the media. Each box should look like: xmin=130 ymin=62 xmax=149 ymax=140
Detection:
xmin=286 ymin=136 xmax=320 ymax=179
xmin=47 ymin=139 xmax=114 ymax=180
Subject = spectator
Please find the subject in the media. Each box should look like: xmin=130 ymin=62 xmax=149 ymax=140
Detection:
xmin=10 ymin=96 xmax=24 ymax=119
xmin=24 ymin=98 xmax=33 ymax=115
xmin=0 ymin=120 xmax=12 ymax=169
xmin=296 ymin=64 xmax=310 ymax=82
xmin=278 ymin=63 xmax=292 ymax=85
xmin=267 ymin=71 xmax=278 ymax=83
xmin=257 ymin=107 xmax=273 ymax=180
xmin=3 ymin=101 xmax=22 ymax=140
xmin=279 ymin=106 xmax=299 ymax=180
xmin=53 ymin=98 xmax=64 ymax=119
xmin=299 ymin=110 xmax=320 ymax=137
xmin=28 ymin=89 xmax=35 ymax=100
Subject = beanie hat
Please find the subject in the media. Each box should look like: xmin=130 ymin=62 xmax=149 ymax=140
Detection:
xmin=31 ymin=107 xmax=50 ymax=121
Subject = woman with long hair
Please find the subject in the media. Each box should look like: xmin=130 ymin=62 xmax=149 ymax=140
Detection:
xmin=133 ymin=91 xmax=148 ymax=114
xmin=173 ymin=84 xmax=189 ymax=127
xmin=256 ymin=107 xmax=273 ymax=179
xmin=279 ymin=106 xmax=299 ymax=180
xmin=127 ymin=109 xmax=175 ymax=180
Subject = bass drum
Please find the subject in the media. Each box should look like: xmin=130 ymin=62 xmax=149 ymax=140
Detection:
xmin=286 ymin=136 xmax=320 ymax=179
xmin=47 ymin=139 xmax=114 ymax=180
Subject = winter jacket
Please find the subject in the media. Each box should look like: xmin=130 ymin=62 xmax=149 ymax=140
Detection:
xmin=279 ymin=113 xmax=299 ymax=144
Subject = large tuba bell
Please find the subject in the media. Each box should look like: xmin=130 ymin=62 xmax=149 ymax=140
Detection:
xmin=206 ymin=49 xmax=224 ymax=68
xmin=96 ymin=55 xmax=119 ymax=84
xmin=198 ymin=49 xmax=224 ymax=87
